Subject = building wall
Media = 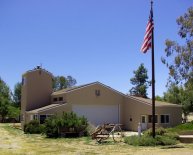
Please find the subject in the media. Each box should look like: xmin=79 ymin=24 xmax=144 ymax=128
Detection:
xmin=21 ymin=68 xmax=53 ymax=127
xmin=65 ymin=83 xmax=125 ymax=124
xmin=20 ymin=68 xmax=182 ymax=131
xmin=123 ymin=97 xmax=182 ymax=131
xmin=26 ymin=103 xmax=71 ymax=123
xmin=123 ymin=97 xmax=151 ymax=131
xmin=51 ymin=94 xmax=67 ymax=104
xmin=155 ymin=106 xmax=182 ymax=128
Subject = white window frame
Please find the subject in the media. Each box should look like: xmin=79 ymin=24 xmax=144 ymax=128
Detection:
xmin=141 ymin=115 xmax=147 ymax=123
xmin=33 ymin=114 xmax=38 ymax=120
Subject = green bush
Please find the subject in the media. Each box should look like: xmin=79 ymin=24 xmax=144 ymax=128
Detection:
xmin=124 ymin=135 xmax=177 ymax=146
xmin=155 ymin=135 xmax=177 ymax=146
xmin=143 ymin=127 xmax=167 ymax=136
xmin=43 ymin=115 xmax=59 ymax=137
xmin=124 ymin=135 xmax=157 ymax=146
xmin=124 ymin=127 xmax=178 ymax=146
xmin=44 ymin=112 xmax=88 ymax=138
xmin=167 ymin=122 xmax=193 ymax=134
xmin=24 ymin=120 xmax=45 ymax=134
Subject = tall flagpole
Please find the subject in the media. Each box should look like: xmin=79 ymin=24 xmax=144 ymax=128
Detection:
xmin=151 ymin=0 xmax=156 ymax=138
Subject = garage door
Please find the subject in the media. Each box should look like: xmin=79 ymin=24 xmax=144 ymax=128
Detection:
xmin=72 ymin=104 xmax=119 ymax=125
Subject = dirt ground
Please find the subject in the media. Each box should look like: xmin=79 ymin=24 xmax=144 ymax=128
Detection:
xmin=0 ymin=123 xmax=193 ymax=155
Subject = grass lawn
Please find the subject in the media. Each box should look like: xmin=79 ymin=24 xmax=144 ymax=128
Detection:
xmin=0 ymin=123 xmax=193 ymax=155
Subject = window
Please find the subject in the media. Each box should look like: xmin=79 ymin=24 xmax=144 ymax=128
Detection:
xmin=59 ymin=97 xmax=63 ymax=101
xmin=22 ymin=77 xmax=26 ymax=85
xmin=148 ymin=115 xmax=158 ymax=123
xmin=53 ymin=98 xmax=58 ymax=102
xmin=33 ymin=114 xmax=38 ymax=120
xmin=141 ymin=116 xmax=146 ymax=123
xmin=40 ymin=115 xmax=47 ymax=124
xmin=161 ymin=115 xmax=170 ymax=123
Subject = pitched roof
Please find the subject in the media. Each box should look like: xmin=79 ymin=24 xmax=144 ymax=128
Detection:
xmin=26 ymin=104 xmax=65 ymax=113
xmin=52 ymin=81 xmax=126 ymax=97
xmin=128 ymin=96 xmax=182 ymax=107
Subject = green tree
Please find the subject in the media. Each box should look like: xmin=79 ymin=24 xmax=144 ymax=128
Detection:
xmin=0 ymin=96 xmax=9 ymax=122
xmin=13 ymin=82 xmax=22 ymax=107
xmin=163 ymin=84 xmax=193 ymax=118
xmin=155 ymin=95 xmax=164 ymax=101
xmin=161 ymin=7 xmax=193 ymax=116
xmin=53 ymin=75 xmax=77 ymax=91
xmin=161 ymin=7 xmax=193 ymax=85
xmin=129 ymin=63 xmax=150 ymax=98
xmin=66 ymin=76 xmax=77 ymax=88
xmin=0 ymin=77 xmax=11 ymax=99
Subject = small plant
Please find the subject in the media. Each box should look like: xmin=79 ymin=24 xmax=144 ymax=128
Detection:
xmin=143 ymin=127 xmax=166 ymax=136
xmin=124 ymin=127 xmax=178 ymax=146
xmin=24 ymin=120 xmax=45 ymax=134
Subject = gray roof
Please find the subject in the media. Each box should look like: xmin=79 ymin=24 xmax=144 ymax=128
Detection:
xmin=128 ymin=96 xmax=182 ymax=107
xmin=27 ymin=104 xmax=65 ymax=113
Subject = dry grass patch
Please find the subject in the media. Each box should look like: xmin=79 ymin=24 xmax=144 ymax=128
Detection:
xmin=0 ymin=123 xmax=193 ymax=155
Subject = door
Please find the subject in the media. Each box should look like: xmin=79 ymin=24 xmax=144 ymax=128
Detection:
xmin=141 ymin=115 xmax=147 ymax=131
xmin=72 ymin=104 xmax=119 ymax=125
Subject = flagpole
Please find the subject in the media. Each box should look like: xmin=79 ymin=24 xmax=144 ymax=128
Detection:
xmin=151 ymin=0 xmax=156 ymax=138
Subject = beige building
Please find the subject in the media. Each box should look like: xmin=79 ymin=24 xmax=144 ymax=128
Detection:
xmin=21 ymin=67 xmax=182 ymax=131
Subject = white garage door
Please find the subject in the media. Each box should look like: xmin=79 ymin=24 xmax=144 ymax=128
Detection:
xmin=72 ymin=104 xmax=119 ymax=125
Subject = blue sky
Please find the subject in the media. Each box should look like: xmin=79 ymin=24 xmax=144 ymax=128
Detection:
xmin=0 ymin=0 xmax=192 ymax=97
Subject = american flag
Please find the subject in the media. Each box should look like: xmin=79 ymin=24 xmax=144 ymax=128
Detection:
xmin=140 ymin=8 xmax=154 ymax=53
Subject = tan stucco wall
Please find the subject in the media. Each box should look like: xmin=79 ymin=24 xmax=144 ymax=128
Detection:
xmin=65 ymin=83 xmax=125 ymax=124
xmin=21 ymin=69 xmax=53 ymax=127
xmin=123 ymin=97 xmax=182 ymax=131
xmin=155 ymin=106 xmax=182 ymax=128
xmin=26 ymin=103 xmax=71 ymax=123
xmin=123 ymin=97 xmax=151 ymax=131
xmin=51 ymin=94 xmax=67 ymax=104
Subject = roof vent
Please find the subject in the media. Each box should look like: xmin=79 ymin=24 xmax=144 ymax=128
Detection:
xmin=36 ymin=65 xmax=41 ymax=69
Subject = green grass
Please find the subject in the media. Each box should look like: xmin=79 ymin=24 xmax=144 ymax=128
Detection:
xmin=1 ymin=123 xmax=23 ymax=136
xmin=167 ymin=122 xmax=193 ymax=134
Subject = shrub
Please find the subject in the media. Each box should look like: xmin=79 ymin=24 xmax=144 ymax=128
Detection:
xmin=124 ymin=135 xmax=157 ymax=146
xmin=43 ymin=115 xmax=60 ymax=137
xmin=155 ymin=135 xmax=177 ymax=146
xmin=44 ymin=112 xmax=88 ymax=138
xmin=143 ymin=127 xmax=167 ymax=136
xmin=24 ymin=120 xmax=45 ymax=134
xmin=124 ymin=135 xmax=177 ymax=146
xmin=125 ymin=127 xmax=178 ymax=146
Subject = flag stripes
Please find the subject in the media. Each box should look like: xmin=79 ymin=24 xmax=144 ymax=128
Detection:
xmin=140 ymin=10 xmax=154 ymax=53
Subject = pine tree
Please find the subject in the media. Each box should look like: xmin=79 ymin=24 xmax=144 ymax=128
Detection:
xmin=129 ymin=64 xmax=150 ymax=98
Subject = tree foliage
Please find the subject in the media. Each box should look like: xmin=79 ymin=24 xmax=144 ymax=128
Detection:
xmin=163 ymin=84 xmax=193 ymax=117
xmin=0 ymin=77 xmax=11 ymax=100
xmin=129 ymin=63 xmax=150 ymax=98
xmin=0 ymin=96 xmax=10 ymax=122
xmin=53 ymin=75 xmax=77 ymax=91
xmin=161 ymin=7 xmax=193 ymax=85
xmin=161 ymin=7 xmax=193 ymax=117
xmin=13 ymin=82 xmax=22 ymax=107
xmin=0 ymin=77 xmax=20 ymax=122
